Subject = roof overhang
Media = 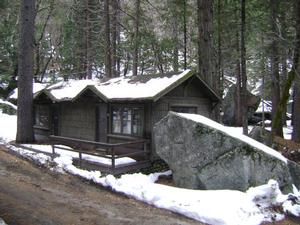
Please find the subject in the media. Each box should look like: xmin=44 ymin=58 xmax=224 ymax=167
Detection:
xmin=34 ymin=89 xmax=59 ymax=102
xmin=193 ymin=74 xmax=221 ymax=102
xmin=72 ymin=85 xmax=108 ymax=102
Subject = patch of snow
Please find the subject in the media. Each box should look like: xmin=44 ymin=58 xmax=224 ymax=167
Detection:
xmin=0 ymin=218 xmax=7 ymax=225
xmin=46 ymin=79 xmax=96 ymax=101
xmin=0 ymin=99 xmax=17 ymax=110
xmin=250 ymin=79 xmax=262 ymax=96
xmin=95 ymin=70 xmax=191 ymax=100
xmin=9 ymin=82 xmax=47 ymax=99
xmin=264 ymin=121 xmax=293 ymax=140
xmin=282 ymin=185 xmax=300 ymax=217
xmin=0 ymin=111 xmax=299 ymax=225
xmin=177 ymin=113 xmax=288 ymax=163
xmin=7 ymin=144 xmax=51 ymax=165
xmin=22 ymin=144 xmax=136 ymax=166
xmin=283 ymin=125 xmax=293 ymax=140
xmin=0 ymin=112 xmax=17 ymax=142
xmin=256 ymin=100 xmax=272 ymax=113
xmin=32 ymin=70 xmax=192 ymax=101
xmin=2 ymin=141 xmax=300 ymax=225
xmin=224 ymin=75 xmax=237 ymax=85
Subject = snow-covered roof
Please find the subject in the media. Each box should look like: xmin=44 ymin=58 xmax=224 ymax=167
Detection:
xmin=10 ymin=82 xmax=48 ymax=100
xmin=35 ymin=70 xmax=220 ymax=102
xmin=35 ymin=79 xmax=97 ymax=102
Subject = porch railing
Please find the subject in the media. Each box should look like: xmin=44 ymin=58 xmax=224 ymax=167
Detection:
xmin=49 ymin=135 xmax=150 ymax=174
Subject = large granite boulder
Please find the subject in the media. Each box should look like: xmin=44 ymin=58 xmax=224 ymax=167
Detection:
xmin=153 ymin=112 xmax=300 ymax=193
xmin=223 ymin=84 xmax=260 ymax=126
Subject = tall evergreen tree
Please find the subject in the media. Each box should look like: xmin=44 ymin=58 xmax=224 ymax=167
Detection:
xmin=104 ymin=0 xmax=112 ymax=78
xmin=16 ymin=0 xmax=36 ymax=143
xmin=197 ymin=0 xmax=214 ymax=87
xmin=241 ymin=0 xmax=248 ymax=135
xmin=270 ymin=0 xmax=283 ymax=137
xmin=132 ymin=0 xmax=141 ymax=76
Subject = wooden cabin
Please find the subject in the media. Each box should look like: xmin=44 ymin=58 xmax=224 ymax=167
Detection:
xmin=33 ymin=70 xmax=220 ymax=173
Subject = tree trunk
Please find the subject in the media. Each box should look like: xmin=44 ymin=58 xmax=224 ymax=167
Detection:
xmin=85 ymin=0 xmax=92 ymax=79
xmin=197 ymin=0 xmax=213 ymax=87
xmin=280 ymin=13 xmax=288 ymax=126
xmin=183 ymin=0 xmax=187 ymax=70
xmin=172 ymin=3 xmax=179 ymax=73
xmin=241 ymin=0 xmax=248 ymax=135
xmin=292 ymin=0 xmax=300 ymax=142
xmin=293 ymin=78 xmax=300 ymax=142
xmin=111 ymin=0 xmax=119 ymax=77
xmin=270 ymin=0 xmax=283 ymax=137
xmin=132 ymin=0 xmax=140 ymax=76
xmin=16 ymin=0 xmax=36 ymax=143
xmin=273 ymin=0 xmax=300 ymax=142
xmin=217 ymin=0 xmax=222 ymax=96
xmin=104 ymin=0 xmax=112 ymax=78
xmin=235 ymin=4 xmax=242 ymax=126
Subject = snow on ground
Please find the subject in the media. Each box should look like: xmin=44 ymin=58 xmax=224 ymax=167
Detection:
xmin=263 ymin=120 xmax=293 ymax=140
xmin=0 ymin=111 xmax=299 ymax=225
xmin=22 ymin=144 xmax=136 ymax=166
xmin=4 ymin=142 xmax=300 ymax=225
xmin=0 ymin=218 xmax=7 ymax=225
xmin=0 ymin=112 xmax=17 ymax=142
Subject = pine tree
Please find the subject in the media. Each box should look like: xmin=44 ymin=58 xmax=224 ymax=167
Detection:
xmin=16 ymin=0 xmax=36 ymax=143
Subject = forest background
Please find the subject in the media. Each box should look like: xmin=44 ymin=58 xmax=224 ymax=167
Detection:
xmin=0 ymin=0 xmax=300 ymax=143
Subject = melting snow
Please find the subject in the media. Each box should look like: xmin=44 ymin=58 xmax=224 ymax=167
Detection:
xmin=0 ymin=111 xmax=299 ymax=225
xmin=9 ymin=82 xmax=47 ymax=99
xmin=94 ymin=70 xmax=191 ymax=100
xmin=10 ymin=70 xmax=192 ymax=102
xmin=0 ymin=99 xmax=17 ymax=110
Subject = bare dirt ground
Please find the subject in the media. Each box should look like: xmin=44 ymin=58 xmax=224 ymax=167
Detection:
xmin=0 ymin=145 xmax=201 ymax=225
xmin=0 ymin=145 xmax=299 ymax=225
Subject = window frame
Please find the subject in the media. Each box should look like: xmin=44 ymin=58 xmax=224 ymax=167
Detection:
xmin=170 ymin=105 xmax=198 ymax=114
xmin=111 ymin=105 xmax=144 ymax=137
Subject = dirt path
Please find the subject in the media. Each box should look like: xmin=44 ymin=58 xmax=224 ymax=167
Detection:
xmin=0 ymin=145 xmax=202 ymax=225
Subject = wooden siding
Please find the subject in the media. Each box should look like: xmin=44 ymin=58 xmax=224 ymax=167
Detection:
xmin=151 ymin=79 xmax=213 ymax=159
xmin=97 ymin=103 xmax=108 ymax=142
xmin=152 ymin=79 xmax=213 ymax=127
xmin=60 ymin=102 xmax=96 ymax=141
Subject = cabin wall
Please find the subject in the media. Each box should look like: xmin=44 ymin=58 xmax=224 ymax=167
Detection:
xmin=152 ymin=81 xmax=213 ymax=127
xmin=97 ymin=103 xmax=108 ymax=142
xmin=151 ymin=81 xmax=214 ymax=159
xmin=60 ymin=102 xmax=96 ymax=141
xmin=34 ymin=127 xmax=51 ymax=142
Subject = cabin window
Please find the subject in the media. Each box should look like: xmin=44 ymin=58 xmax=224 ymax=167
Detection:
xmin=171 ymin=106 xmax=197 ymax=114
xmin=112 ymin=106 xmax=143 ymax=136
xmin=35 ymin=105 xmax=50 ymax=128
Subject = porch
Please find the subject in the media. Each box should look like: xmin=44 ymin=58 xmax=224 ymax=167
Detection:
xmin=49 ymin=135 xmax=151 ymax=175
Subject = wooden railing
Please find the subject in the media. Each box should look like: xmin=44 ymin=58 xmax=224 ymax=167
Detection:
xmin=49 ymin=135 xmax=150 ymax=173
